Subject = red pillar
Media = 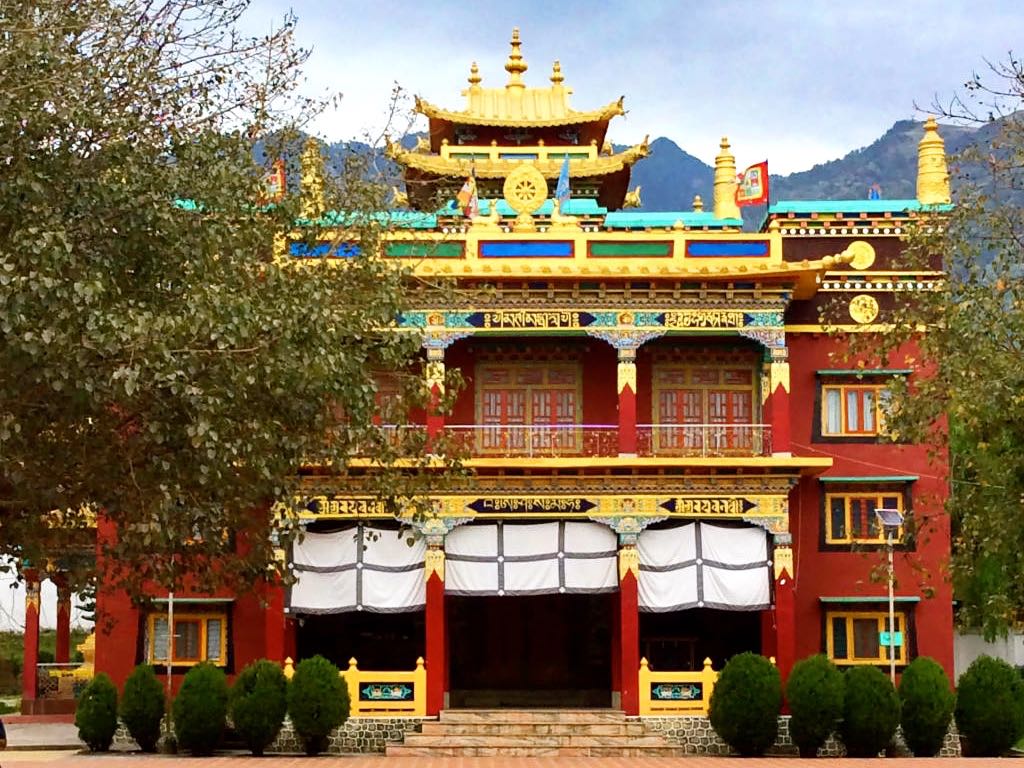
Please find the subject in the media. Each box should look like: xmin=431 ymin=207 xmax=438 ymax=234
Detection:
xmin=425 ymin=349 xmax=445 ymax=444
xmin=774 ymin=545 xmax=796 ymax=684
xmin=768 ymin=350 xmax=791 ymax=454
xmin=55 ymin=577 xmax=72 ymax=664
xmin=264 ymin=580 xmax=286 ymax=662
xmin=21 ymin=569 xmax=41 ymax=713
xmin=618 ymin=549 xmax=640 ymax=715
xmin=425 ymin=550 xmax=446 ymax=715
xmin=617 ymin=350 xmax=638 ymax=455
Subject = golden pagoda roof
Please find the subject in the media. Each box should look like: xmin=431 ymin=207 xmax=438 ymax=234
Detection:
xmin=386 ymin=138 xmax=650 ymax=179
xmin=415 ymin=28 xmax=626 ymax=128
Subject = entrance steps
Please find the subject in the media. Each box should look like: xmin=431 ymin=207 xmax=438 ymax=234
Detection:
xmin=385 ymin=709 xmax=684 ymax=757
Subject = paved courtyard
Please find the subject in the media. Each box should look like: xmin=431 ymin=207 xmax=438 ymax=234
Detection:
xmin=1 ymin=756 xmax=1021 ymax=766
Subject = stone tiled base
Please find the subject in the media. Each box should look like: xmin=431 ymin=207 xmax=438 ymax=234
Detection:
xmin=269 ymin=717 xmax=423 ymax=754
xmin=643 ymin=715 xmax=961 ymax=758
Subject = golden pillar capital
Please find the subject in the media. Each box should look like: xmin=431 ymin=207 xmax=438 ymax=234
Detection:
xmin=618 ymin=545 xmax=640 ymax=581
xmin=425 ymin=547 xmax=445 ymax=582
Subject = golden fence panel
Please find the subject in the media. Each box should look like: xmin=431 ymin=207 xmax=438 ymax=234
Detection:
xmin=283 ymin=656 xmax=426 ymax=718
xmin=638 ymin=656 xmax=718 ymax=716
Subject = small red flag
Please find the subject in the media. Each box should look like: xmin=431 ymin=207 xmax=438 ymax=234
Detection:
xmin=735 ymin=161 xmax=769 ymax=206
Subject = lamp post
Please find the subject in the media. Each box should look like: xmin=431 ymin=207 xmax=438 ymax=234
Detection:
xmin=875 ymin=507 xmax=904 ymax=685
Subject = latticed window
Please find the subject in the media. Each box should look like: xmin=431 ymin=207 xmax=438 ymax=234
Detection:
xmin=147 ymin=613 xmax=227 ymax=666
xmin=825 ymin=492 xmax=904 ymax=544
xmin=822 ymin=384 xmax=889 ymax=436
xmin=477 ymin=363 xmax=580 ymax=452
xmin=653 ymin=365 xmax=756 ymax=452
xmin=827 ymin=611 xmax=908 ymax=665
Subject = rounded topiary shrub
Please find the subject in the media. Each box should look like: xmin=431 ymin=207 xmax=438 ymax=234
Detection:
xmin=230 ymin=659 xmax=288 ymax=756
xmin=839 ymin=665 xmax=900 ymax=757
xmin=955 ymin=655 xmax=1024 ymax=756
xmin=785 ymin=654 xmax=844 ymax=757
xmin=120 ymin=663 xmax=166 ymax=752
xmin=287 ymin=655 xmax=349 ymax=756
xmin=708 ymin=652 xmax=782 ymax=756
xmin=172 ymin=662 xmax=228 ymax=756
xmin=75 ymin=672 xmax=119 ymax=752
xmin=898 ymin=656 xmax=954 ymax=756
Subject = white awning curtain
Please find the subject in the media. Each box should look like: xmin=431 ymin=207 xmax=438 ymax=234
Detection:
xmin=445 ymin=521 xmax=618 ymax=596
xmin=288 ymin=525 xmax=426 ymax=614
xmin=638 ymin=523 xmax=770 ymax=612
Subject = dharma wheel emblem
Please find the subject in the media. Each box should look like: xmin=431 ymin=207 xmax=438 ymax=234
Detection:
xmin=503 ymin=163 xmax=548 ymax=231
xmin=849 ymin=294 xmax=880 ymax=324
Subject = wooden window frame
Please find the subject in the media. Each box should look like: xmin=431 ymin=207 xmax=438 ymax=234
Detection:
xmin=825 ymin=492 xmax=904 ymax=545
xmin=652 ymin=364 xmax=758 ymax=426
xmin=825 ymin=609 xmax=909 ymax=666
xmin=821 ymin=384 xmax=888 ymax=437
xmin=475 ymin=361 xmax=583 ymax=426
xmin=147 ymin=612 xmax=228 ymax=667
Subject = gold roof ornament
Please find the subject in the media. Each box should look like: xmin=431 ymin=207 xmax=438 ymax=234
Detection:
xmin=505 ymin=27 xmax=528 ymax=89
xmin=692 ymin=194 xmax=704 ymax=212
xmin=623 ymin=186 xmax=642 ymax=209
xmin=503 ymin=163 xmax=548 ymax=231
xmin=420 ymin=28 xmax=625 ymax=127
xmin=713 ymin=136 xmax=741 ymax=221
xmin=917 ymin=116 xmax=951 ymax=205
xmin=300 ymin=137 xmax=326 ymax=220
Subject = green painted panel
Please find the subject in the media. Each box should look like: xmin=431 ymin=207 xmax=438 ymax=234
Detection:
xmin=590 ymin=242 xmax=672 ymax=257
xmin=386 ymin=241 xmax=464 ymax=258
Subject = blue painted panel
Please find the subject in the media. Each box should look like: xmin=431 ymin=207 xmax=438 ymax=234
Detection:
xmin=289 ymin=241 xmax=361 ymax=258
xmin=686 ymin=241 xmax=769 ymax=257
xmin=479 ymin=241 xmax=574 ymax=258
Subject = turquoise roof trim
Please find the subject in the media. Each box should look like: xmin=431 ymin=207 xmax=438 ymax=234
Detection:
xmin=604 ymin=211 xmax=743 ymax=229
xmin=819 ymin=476 xmax=918 ymax=483
xmin=478 ymin=199 xmax=607 ymax=216
xmin=819 ymin=596 xmax=921 ymax=604
xmin=312 ymin=211 xmax=439 ymax=229
xmin=769 ymin=199 xmax=953 ymax=215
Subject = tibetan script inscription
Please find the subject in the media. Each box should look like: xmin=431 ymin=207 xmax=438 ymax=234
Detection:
xmin=660 ymin=497 xmax=757 ymax=515
xmin=304 ymin=497 xmax=385 ymax=517
xmin=475 ymin=310 xmax=587 ymax=330
xmin=466 ymin=497 xmax=598 ymax=515
xmin=663 ymin=310 xmax=747 ymax=329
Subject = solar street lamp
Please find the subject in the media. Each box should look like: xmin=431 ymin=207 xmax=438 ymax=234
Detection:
xmin=875 ymin=507 xmax=904 ymax=685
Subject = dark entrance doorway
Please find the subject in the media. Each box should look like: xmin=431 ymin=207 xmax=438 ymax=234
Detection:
xmin=296 ymin=611 xmax=424 ymax=671
xmin=640 ymin=608 xmax=761 ymax=671
xmin=448 ymin=593 xmax=613 ymax=708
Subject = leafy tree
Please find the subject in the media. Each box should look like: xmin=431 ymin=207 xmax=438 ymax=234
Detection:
xmin=839 ymin=666 xmax=900 ymax=757
xmin=287 ymin=655 xmax=349 ymax=756
xmin=856 ymin=58 xmax=1024 ymax=638
xmin=0 ymin=0 xmax=458 ymax=596
xmin=955 ymin=655 xmax=1024 ymax=756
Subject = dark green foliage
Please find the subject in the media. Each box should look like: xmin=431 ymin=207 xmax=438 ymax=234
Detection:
xmin=898 ymin=657 xmax=954 ymax=756
xmin=839 ymin=666 xmax=900 ymax=757
xmin=75 ymin=672 xmax=118 ymax=752
xmin=120 ymin=664 xmax=166 ymax=752
xmin=230 ymin=659 xmax=288 ymax=756
xmin=708 ymin=652 xmax=782 ymax=756
xmin=172 ymin=663 xmax=228 ymax=756
xmin=955 ymin=655 xmax=1024 ymax=756
xmin=785 ymin=654 xmax=844 ymax=757
xmin=287 ymin=656 xmax=349 ymax=756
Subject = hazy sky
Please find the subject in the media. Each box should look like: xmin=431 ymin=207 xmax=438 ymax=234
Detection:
xmin=242 ymin=1 xmax=1023 ymax=174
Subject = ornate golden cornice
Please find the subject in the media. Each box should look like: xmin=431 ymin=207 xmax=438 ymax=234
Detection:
xmin=415 ymin=95 xmax=625 ymax=128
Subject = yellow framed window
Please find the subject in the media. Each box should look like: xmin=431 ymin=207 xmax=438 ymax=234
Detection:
xmin=827 ymin=610 xmax=908 ymax=665
xmin=826 ymin=492 xmax=903 ymax=544
xmin=822 ymin=384 xmax=889 ymax=436
xmin=148 ymin=613 xmax=226 ymax=666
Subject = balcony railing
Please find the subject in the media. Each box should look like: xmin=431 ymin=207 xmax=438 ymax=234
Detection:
xmin=637 ymin=424 xmax=771 ymax=458
xmin=445 ymin=424 xmax=619 ymax=458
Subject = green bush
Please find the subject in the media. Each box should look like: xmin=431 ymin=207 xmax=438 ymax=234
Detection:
xmin=172 ymin=662 xmax=228 ymax=756
xmin=75 ymin=672 xmax=118 ymax=752
xmin=898 ymin=657 xmax=954 ymax=756
xmin=785 ymin=654 xmax=844 ymax=757
xmin=839 ymin=666 xmax=900 ymax=757
xmin=955 ymin=655 xmax=1024 ymax=756
xmin=287 ymin=655 xmax=349 ymax=756
xmin=120 ymin=664 xmax=166 ymax=752
xmin=230 ymin=659 xmax=288 ymax=756
xmin=708 ymin=652 xmax=782 ymax=756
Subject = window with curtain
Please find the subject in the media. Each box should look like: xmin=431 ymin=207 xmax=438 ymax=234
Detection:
xmin=822 ymin=384 xmax=888 ymax=437
xmin=147 ymin=613 xmax=227 ymax=666
xmin=827 ymin=610 xmax=909 ymax=665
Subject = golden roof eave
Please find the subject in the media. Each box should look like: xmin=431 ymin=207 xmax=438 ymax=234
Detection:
xmin=415 ymin=94 xmax=625 ymax=128
xmin=387 ymin=139 xmax=649 ymax=179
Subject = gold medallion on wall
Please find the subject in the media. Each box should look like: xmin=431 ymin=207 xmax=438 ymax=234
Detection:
xmin=503 ymin=163 xmax=548 ymax=232
xmin=847 ymin=240 xmax=876 ymax=270
xmin=848 ymin=294 xmax=880 ymax=324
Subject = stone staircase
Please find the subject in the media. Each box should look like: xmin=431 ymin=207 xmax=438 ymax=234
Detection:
xmin=385 ymin=709 xmax=684 ymax=757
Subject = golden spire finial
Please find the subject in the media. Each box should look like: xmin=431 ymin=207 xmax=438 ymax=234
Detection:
xmin=917 ymin=116 xmax=951 ymax=205
xmin=692 ymin=194 xmax=704 ymax=212
xmin=468 ymin=61 xmax=482 ymax=88
xmin=713 ymin=136 xmax=740 ymax=220
xmin=551 ymin=60 xmax=564 ymax=86
xmin=505 ymin=27 xmax=528 ymax=89
xmin=300 ymin=137 xmax=325 ymax=220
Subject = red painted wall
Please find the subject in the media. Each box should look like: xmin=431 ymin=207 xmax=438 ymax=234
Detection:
xmin=786 ymin=333 xmax=953 ymax=678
